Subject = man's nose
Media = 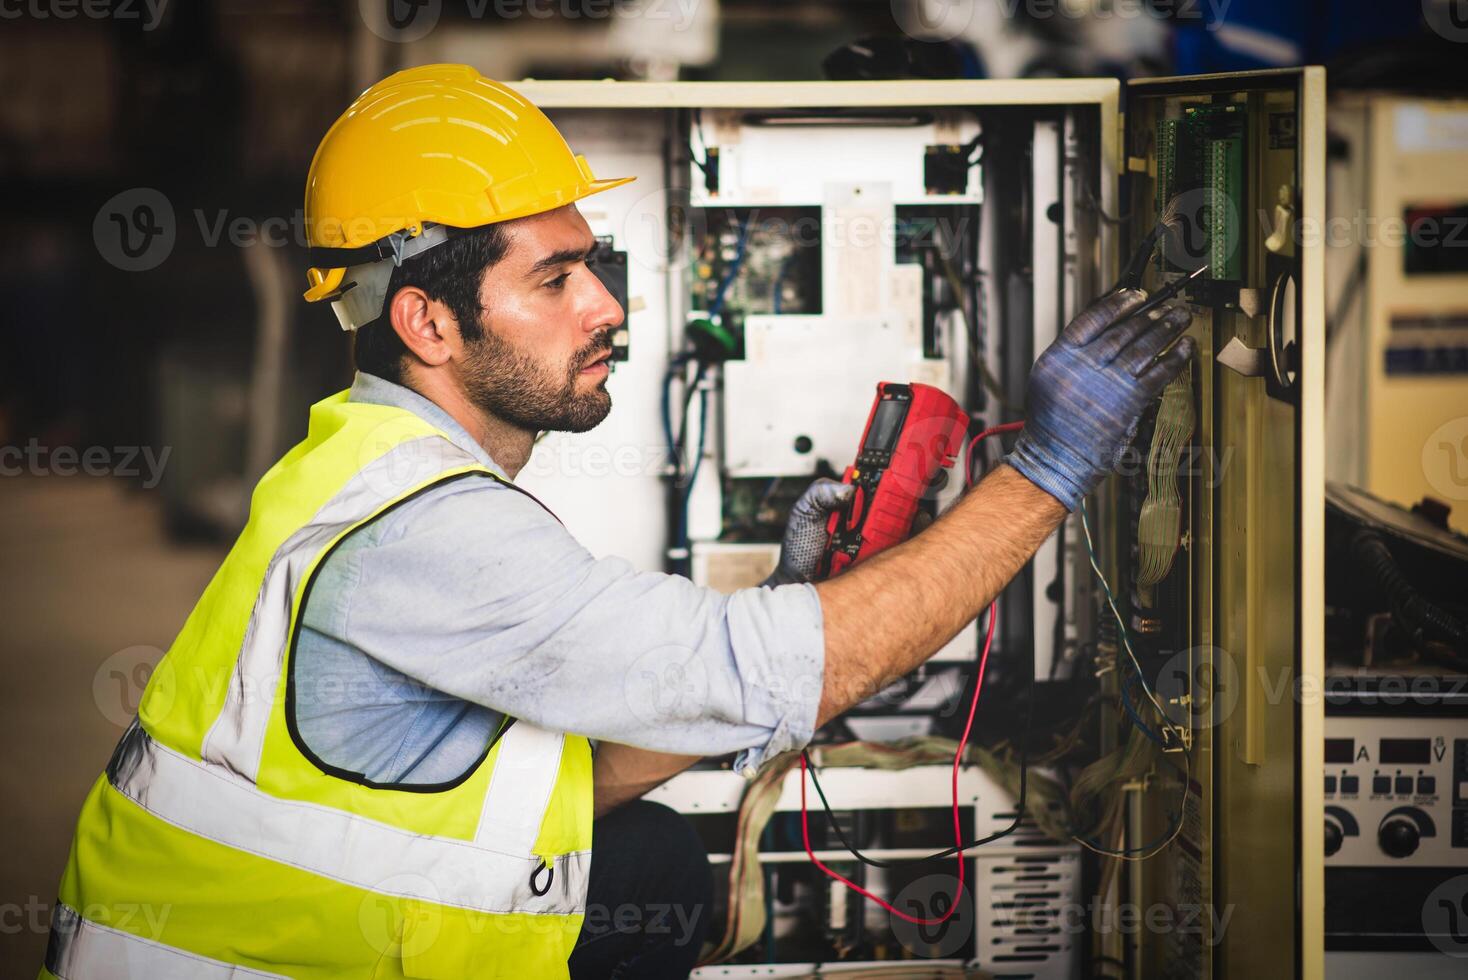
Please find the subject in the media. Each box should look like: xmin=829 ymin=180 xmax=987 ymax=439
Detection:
xmin=583 ymin=269 xmax=625 ymax=334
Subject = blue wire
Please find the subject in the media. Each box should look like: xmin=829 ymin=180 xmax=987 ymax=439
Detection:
xmin=685 ymin=384 xmax=710 ymax=491
xmin=708 ymin=214 xmax=752 ymax=319
xmin=1118 ymin=663 xmax=1168 ymax=747
xmin=664 ymin=361 xmax=709 ymax=575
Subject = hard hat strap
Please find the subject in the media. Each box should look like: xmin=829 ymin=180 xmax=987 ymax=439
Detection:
xmin=308 ymin=223 xmax=459 ymax=272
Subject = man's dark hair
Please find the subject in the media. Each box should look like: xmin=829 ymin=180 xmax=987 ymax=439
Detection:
xmin=352 ymin=224 xmax=511 ymax=385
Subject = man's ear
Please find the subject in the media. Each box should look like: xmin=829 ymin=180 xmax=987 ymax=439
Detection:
xmin=388 ymin=286 xmax=456 ymax=368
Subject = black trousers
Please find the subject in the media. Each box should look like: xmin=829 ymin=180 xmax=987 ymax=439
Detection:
xmin=567 ymin=800 xmax=714 ymax=980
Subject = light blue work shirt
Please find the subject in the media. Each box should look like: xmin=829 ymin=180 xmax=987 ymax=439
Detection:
xmin=293 ymin=373 xmax=826 ymax=784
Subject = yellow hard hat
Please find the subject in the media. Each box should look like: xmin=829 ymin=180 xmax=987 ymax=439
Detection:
xmin=302 ymin=63 xmax=634 ymax=329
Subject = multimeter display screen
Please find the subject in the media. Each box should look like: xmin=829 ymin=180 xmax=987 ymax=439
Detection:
xmin=864 ymin=399 xmax=908 ymax=451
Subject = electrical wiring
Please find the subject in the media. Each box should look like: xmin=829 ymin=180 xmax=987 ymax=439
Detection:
xmin=661 ymin=357 xmax=708 ymax=575
xmin=1073 ymin=746 xmax=1191 ymax=861
xmin=1078 ymin=181 xmax=1123 ymax=227
xmin=688 ymin=108 xmax=711 ymax=174
xmin=1116 ymin=662 xmax=1169 ymax=749
xmin=1073 ymin=504 xmax=1194 ymax=862
xmin=708 ymin=213 xmax=752 ymax=319
xmin=964 ymin=421 xmax=1024 ymax=488
xmin=804 ymin=639 xmax=1035 ymax=867
xmin=933 ymin=243 xmax=1014 ymax=414
xmin=1077 ymin=502 xmax=1174 ymax=739
xmin=1134 ymin=373 xmax=1195 ymax=607
xmin=798 ymin=601 xmax=997 ymax=926
xmin=684 ymin=382 xmax=711 ymax=493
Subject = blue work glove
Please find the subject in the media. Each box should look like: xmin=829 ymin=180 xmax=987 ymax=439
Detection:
xmin=1006 ymin=289 xmax=1195 ymax=511
xmin=764 ymin=479 xmax=856 ymax=586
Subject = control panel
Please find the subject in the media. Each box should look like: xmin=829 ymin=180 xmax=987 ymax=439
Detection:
xmin=1323 ymin=714 xmax=1468 ymax=867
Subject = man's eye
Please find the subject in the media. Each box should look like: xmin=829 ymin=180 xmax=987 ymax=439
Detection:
xmin=545 ymin=273 xmax=571 ymax=289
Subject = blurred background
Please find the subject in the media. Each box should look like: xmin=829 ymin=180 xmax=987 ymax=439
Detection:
xmin=2 ymin=0 xmax=1467 ymax=972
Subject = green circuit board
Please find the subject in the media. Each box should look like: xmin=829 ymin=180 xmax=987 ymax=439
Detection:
xmin=1155 ymin=104 xmax=1245 ymax=282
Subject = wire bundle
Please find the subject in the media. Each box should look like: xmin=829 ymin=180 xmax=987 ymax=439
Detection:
xmin=1134 ymin=371 xmax=1195 ymax=607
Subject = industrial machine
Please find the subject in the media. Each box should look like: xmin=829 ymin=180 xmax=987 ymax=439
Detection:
xmin=512 ymin=70 xmax=1328 ymax=978
xmin=1321 ymin=483 xmax=1468 ymax=978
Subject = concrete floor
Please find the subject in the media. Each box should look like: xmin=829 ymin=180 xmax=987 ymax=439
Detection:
xmin=0 ymin=477 xmax=226 ymax=971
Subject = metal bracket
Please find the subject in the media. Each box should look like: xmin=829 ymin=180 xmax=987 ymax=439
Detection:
xmin=1217 ymin=336 xmax=1269 ymax=378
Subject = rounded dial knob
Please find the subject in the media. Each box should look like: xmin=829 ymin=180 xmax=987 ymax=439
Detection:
xmin=1378 ymin=814 xmax=1420 ymax=859
xmin=1324 ymin=818 xmax=1343 ymax=857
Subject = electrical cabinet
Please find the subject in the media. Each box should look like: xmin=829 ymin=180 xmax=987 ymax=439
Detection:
xmin=512 ymin=69 xmax=1325 ymax=979
xmin=1325 ymin=95 xmax=1468 ymax=533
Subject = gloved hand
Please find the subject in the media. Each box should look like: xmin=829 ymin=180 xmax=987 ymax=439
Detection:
xmin=1005 ymin=288 xmax=1195 ymax=511
xmin=764 ymin=479 xmax=856 ymax=586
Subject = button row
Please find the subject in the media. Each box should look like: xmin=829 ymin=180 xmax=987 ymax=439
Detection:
xmin=1325 ymin=775 xmax=1435 ymax=796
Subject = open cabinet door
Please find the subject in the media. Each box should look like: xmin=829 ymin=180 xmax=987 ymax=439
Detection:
xmin=1113 ymin=67 xmax=1327 ymax=980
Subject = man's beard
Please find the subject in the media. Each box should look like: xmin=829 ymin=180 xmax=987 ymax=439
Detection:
xmin=460 ymin=321 xmax=613 ymax=434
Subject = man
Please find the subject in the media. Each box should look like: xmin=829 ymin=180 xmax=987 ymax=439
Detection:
xmin=44 ymin=65 xmax=1192 ymax=979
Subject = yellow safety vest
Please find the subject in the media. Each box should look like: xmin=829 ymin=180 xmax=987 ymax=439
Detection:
xmin=43 ymin=392 xmax=593 ymax=979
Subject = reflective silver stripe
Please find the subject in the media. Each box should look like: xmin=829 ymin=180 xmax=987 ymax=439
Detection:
xmin=476 ymin=721 xmax=566 ymax=854
xmin=112 ymin=722 xmax=590 ymax=916
xmin=47 ymin=901 xmax=288 ymax=980
xmin=201 ymin=434 xmax=481 ymax=782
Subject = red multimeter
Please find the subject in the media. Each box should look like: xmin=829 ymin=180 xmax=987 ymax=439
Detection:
xmin=817 ymin=382 xmax=969 ymax=579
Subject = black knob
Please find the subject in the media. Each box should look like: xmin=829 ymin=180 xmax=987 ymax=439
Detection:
xmin=1378 ymin=815 xmax=1420 ymax=859
xmin=1324 ymin=818 xmax=1343 ymax=857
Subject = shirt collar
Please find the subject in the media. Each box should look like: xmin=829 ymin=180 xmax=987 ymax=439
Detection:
xmin=347 ymin=372 xmax=510 ymax=480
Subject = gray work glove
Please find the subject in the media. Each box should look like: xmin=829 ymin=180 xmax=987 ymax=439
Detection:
xmin=764 ymin=479 xmax=856 ymax=586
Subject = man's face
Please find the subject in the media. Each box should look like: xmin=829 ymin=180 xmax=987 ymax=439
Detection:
xmin=458 ymin=205 xmax=623 ymax=433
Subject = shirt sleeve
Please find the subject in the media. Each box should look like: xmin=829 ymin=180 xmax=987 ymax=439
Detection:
xmin=326 ymin=477 xmax=827 ymax=777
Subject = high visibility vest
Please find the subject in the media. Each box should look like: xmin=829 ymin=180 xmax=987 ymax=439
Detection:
xmin=43 ymin=392 xmax=593 ymax=979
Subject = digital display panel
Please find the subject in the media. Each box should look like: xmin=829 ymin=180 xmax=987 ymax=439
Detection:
xmin=863 ymin=398 xmax=908 ymax=451
xmin=1324 ymin=739 xmax=1354 ymax=764
xmin=1379 ymin=738 xmax=1431 ymax=765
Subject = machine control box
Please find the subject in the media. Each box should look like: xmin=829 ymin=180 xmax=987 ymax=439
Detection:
xmin=1323 ymin=713 xmax=1468 ymax=866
